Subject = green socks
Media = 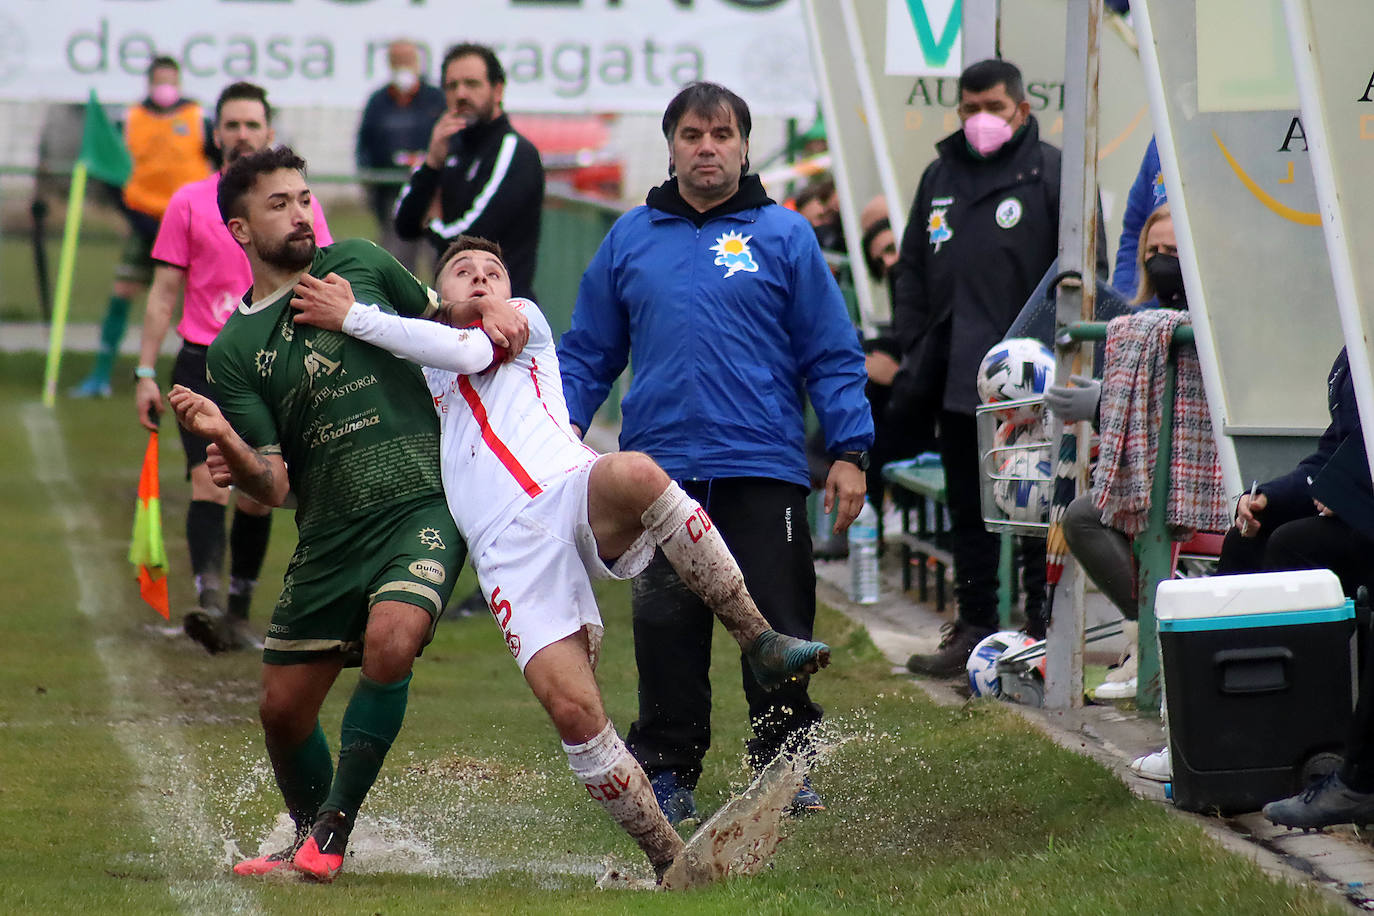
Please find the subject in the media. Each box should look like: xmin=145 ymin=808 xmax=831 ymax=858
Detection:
xmin=320 ymin=673 xmax=411 ymax=820
xmin=88 ymin=294 xmax=130 ymax=384
xmin=267 ymin=721 xmax=333 ymax=830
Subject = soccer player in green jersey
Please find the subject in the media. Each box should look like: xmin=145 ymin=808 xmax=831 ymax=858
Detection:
xmin=168 ymin=146 xmax=528 ymax=882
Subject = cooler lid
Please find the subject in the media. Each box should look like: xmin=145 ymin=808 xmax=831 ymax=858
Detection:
xmin=1155 ymin=569 xmax=1345 ymax=621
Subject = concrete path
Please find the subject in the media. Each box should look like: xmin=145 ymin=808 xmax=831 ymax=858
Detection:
xmin=1 ymin=321 xmax=183 ymax=356
xmin=817 ymin=552 xmax=1374 ymax=912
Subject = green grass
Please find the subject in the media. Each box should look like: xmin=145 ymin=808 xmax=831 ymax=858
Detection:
xmin=0 ymin=351 xmax=1345 ymax=914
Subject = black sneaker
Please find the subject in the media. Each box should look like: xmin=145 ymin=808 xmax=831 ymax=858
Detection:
xmin=183 ymin=609 xmax=232 ymax=655
xmin=443 ymin=589 xmax=488 ymax=621
xmin=787 ymin=776 xmax=826 ymax=818
xmin=906 ymin=621 xmax=996 ymax=677
xmin=1263 ymin=772 xmax=1374 ymax=829
xmin=649 ymin=770 xmax=698 ymax=827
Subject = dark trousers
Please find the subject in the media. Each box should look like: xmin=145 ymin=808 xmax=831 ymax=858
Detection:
xmin=1216 ymin=511 xmax=1374 ymax=790
xmin=1225 ymin=513 xmax=1374 ymax=791
xmin=624 ymin=478 xmax=823 ymax=786
xmin=938 ymin=411 xmax=1045 ymax=629
xmin=1217 ymin=513 xmax=1374 ymax=600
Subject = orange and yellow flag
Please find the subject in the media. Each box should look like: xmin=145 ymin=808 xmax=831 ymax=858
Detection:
xmin=128 ymin=431 xmax=169 ymax=618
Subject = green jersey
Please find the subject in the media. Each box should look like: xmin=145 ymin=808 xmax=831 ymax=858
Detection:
xmin=207 ymin=239 xmax=444 ymax=540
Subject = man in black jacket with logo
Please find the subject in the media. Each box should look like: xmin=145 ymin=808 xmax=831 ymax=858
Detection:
xmin=393 ymin=43 xmax=544 ymax=299
xmin=893 ymin=59 xmax=1104 ymax=676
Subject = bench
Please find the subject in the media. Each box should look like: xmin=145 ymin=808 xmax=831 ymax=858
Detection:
xmin=882 ymin=458 xmax=956 ymax=611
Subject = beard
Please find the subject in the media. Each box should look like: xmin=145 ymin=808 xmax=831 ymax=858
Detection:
xmin=223 ymin=142 xmax=257 ymax=166
xmin=454 ymin=97 xmax=496 ymax=124
xmin=256 ymin=229 xmax=316 ymax=271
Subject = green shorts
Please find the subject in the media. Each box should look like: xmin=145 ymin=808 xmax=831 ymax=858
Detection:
xmin=263 ymin=495 xmax=465 ymax=665
xmin=115 ymin=224 xmax=157 ymax=286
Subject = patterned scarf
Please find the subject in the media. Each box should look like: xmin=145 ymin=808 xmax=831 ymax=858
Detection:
xmin=1091 ymin=309 xmax=1229 ymax=537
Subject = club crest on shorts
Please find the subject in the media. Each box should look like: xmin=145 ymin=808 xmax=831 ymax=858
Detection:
xmin=417 ymin=527 xmax=446 ymax=550
xmin=995 ymin=196 xmax=1023 ymax=229
xmin=711 ymin=230 xmax=758 ymax=278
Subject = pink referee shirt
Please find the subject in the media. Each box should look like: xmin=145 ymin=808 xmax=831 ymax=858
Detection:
xmin=151 ymin=172 xmax=334 ymax=346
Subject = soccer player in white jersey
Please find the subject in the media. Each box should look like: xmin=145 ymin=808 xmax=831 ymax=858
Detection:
xmin=286 ymin=235 xmax=831 ymax=884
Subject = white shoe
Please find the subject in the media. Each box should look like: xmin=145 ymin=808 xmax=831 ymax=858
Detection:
xmin=1103 ymin=650 xmax=1137 ymax=684
xmin=1130 ymin=747 xmax=1171 ymax=782
xmin=1093 ymin=676 xmax=1137 ymax=700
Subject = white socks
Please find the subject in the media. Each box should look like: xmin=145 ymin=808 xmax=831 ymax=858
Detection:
xmin=563 ymin=722 xmax=683 ymax=870
xmin=639 ymin=482 xmax=768 ymax=649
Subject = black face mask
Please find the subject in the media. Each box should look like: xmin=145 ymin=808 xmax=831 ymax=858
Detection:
xmin=1145 ymin=253 xmax=1186 ymax=307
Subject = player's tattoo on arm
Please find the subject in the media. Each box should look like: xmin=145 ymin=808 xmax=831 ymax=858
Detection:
xmin=235 ymin=452 xmax=280 ymax=506
xmin=217 ymin=432 xmax=289 ymax=506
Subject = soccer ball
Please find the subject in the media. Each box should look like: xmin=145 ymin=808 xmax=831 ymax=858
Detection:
xmin=977 ymin=338 xmax=1056 ymax=425
xmin=967 ymin=629 xmax=1039 ymax=698
xmin=992 ymin=424 xmax=1054 ymax=523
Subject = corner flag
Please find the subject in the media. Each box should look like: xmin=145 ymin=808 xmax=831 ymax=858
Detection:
xmin=80 ymin=90 xmax=132 ymax=187
xmin=129 ymin=431 xmax=170 ymax=618
xmin=42 ymin=90 xmax=132 ymax=406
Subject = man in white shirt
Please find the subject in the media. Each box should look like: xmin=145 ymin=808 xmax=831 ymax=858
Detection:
xmin=275 ymin=235 xmax=831 ymax=884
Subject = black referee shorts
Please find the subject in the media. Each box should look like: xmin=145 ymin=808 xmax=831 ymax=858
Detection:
xmin=170 ymin=342 xmax=215 ymax=479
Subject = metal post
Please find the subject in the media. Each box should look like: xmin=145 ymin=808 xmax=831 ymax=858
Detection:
xmin=1131 ymin=361 xmax=1174 ymax=714
xmin=962 ymin=0 xmax=1000 ymax=63
xmin=1044 ymin=0 xmax=1102 ymax=711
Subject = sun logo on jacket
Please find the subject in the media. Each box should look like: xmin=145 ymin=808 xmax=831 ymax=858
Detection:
xmin=711 ymin=230 xmax=759 ymax=278
xmin=927 ymin=207 xmax=953 ymax=251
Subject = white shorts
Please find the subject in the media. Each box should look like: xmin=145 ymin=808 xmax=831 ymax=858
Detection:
xmin=473 ymin=456 xmax=655 ymax=671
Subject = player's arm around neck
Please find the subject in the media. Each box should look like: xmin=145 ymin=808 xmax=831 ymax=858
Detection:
xmin=441 ymin=295 xmax=528 ymax=361
xmin=343 ymin=302 xmax=495 ymax=374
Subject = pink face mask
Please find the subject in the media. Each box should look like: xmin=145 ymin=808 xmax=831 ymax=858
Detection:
xmin=150 ymin=83 xmax=180 ymax=108
xmin=963 ymin=111 xmax=1014 ymax=157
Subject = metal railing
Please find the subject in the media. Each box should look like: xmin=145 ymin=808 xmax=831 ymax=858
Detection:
xmin=1065 ymin=320 xmax=1196 ymax=713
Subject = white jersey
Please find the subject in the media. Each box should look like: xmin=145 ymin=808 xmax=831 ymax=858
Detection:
xmin=342 ymin=298 xmax=597 ymax=558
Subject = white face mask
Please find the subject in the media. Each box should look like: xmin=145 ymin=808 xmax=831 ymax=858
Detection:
xmin=391 ymin=69 xmax=419 ymax=93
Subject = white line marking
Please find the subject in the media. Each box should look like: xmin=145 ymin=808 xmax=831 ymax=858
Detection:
xmin=23 ymin=405 xmax=260 ymax=914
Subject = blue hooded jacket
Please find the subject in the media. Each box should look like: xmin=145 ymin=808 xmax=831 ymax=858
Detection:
xmin=1112 ymin=136 xmax=1166 ymax=299
xmin=558 ymin=175 xmax=873 ymax=487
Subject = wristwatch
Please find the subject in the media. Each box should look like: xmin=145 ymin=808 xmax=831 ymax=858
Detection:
xmin=834 ymin=450 xmax=871 ymax=472
xmin=134 ymin=366 xmax=157 ymax=381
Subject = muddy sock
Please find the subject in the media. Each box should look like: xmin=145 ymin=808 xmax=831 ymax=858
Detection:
xmin=321 ymin=673 xmax=410 ymax=820
xmin=227 ymin=509 xmax=271 ymax=619
xmin=187 ymin=500 xmax=226 ymax=611
xmin=563 ymin=720 xmax=684 ymax=871
xmin=640 ymin=482 xmax=767 ymax=650
xmin=266 ymin=721 xmax=333 ymax=831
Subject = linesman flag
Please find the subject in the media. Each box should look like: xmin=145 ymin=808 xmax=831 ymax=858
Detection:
xmin=129 ymin=431 xmax=170 ymax=618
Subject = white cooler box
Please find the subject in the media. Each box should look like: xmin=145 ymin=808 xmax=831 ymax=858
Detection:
xmin=1156 ymin=569 xmax=1356 ymax=814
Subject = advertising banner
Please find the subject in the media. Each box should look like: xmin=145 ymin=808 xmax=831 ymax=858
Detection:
xmin=1138 ymin=0 xmax=1340 ymax=489
xmin=0 ymin=0 xmax=817 ymax=114
xmin=1284 ymin=0 xmax=1374 ymax=486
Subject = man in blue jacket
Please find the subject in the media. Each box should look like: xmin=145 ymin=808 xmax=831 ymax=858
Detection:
xmin=1112 ymin=136 xmax=1165 ymax=301
xmin=559 ymin=81 xmax=874 ymax=825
